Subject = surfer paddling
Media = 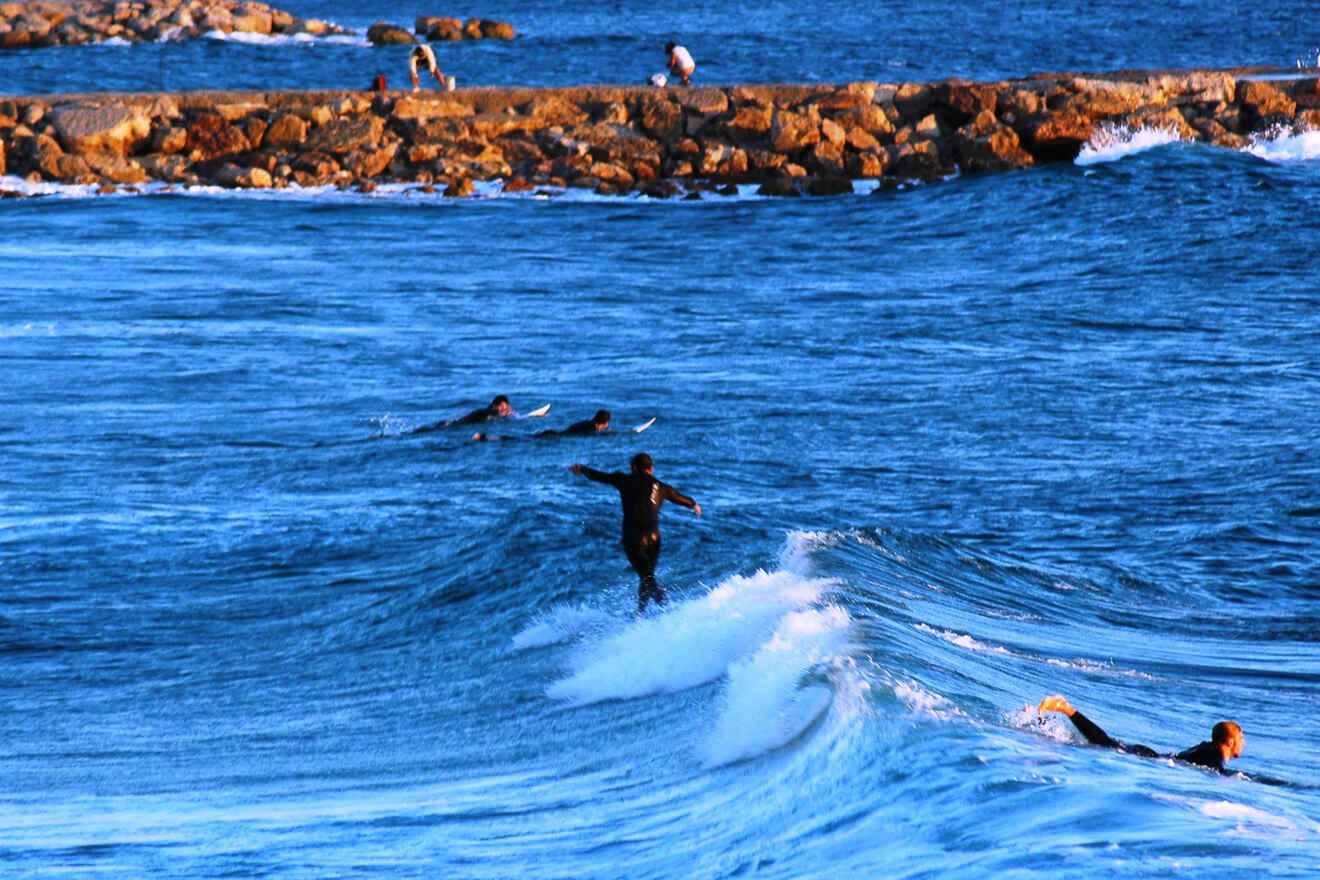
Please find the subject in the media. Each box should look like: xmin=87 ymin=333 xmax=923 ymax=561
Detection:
xmin=538 ymin=409 xmax=610 ymax=437
xmin=1037 ymin=695 xmax=1245 ymax=773
xmin=570 ymin=452 xmax=701 ymax=613
xmin=414 ymin=394 xmax=513 ymax=433
xmin=474 ymin=409 xmax=610 ymax=442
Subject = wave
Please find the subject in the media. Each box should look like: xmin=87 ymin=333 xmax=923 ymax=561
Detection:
xmin=1076 ymin=123 xmax=1186 ymax=165
xmin=1245 ymin=126 xmax=1320 ymax=162
xmin=1076 ymin=122 xmax=1320 ymax=165
xmin=199 ymin=28 xmax=366 ymax=47
xmin=514 ymin=533 xmax=867 ymax=765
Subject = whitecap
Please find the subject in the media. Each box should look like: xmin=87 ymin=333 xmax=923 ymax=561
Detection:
xmin=701 ymin=605 xmax=853 ymax=766
xmin=1244 ymin=126 xmax=1320 ymax=162
xmin=1076 ymin=123 xmax=1185 ymax=165
xmin=544 ymin=567 xmax=839 ymax=704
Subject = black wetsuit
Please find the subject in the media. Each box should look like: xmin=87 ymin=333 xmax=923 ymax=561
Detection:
xmin=413 ymin=403 xmax=503 ymax=434
xmin=1066 ymin=711 xmax=1226 ymax=772
xmin=538 ymin=419 xmax=600 ymax=437
xmin=579 ymin=466 xmax=698 ymax=611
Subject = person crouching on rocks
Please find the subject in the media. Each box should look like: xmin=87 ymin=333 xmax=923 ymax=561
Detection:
xmin=665 ymin=41 xmax=695 ymax=86
xmin=409 ymin=44 xmax=447 ymax=92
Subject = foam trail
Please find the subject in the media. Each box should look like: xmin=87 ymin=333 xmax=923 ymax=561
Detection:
xmin=701 ymin=605 xmax=852 ymax=766
xmin=545 ymin=567 xmax=837 ymax=704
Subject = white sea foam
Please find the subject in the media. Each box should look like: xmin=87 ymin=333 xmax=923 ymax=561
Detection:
xmin=511 ymin=603 xmax=618 ymax=650
xmin=1244 ymin=126 xmax=1320 ymax=162
xmin=1076 ymin=124 xmax=1185 ymax=165
xmin=914 ymin=622 xmax=1013 ymax=656
xmin=701 ymin=605 xmax=853 ymax=766
xmin=544 ymin=567 xmax=838 ymax=704
xmin=1154 ymin=793 xmax=1320 ymax=836
xmin=201 ymin=28 xmax=365 ymax=47
xmin=532 ymin=540 xmax=867 ymax=763
xmin=0 ymin=174 xmax=882 ymax=204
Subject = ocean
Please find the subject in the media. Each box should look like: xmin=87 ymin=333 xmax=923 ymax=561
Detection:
xmin=2 ymin=1 xmax=1319 ymax=877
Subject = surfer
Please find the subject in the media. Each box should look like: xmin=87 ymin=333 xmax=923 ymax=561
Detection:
xmin=665 ymin=42 xmax=695 ymax=86
xmin=472 ymin=409 xmax=611 ymax=442
xmin=409 ymin=43 xmax=445 ymax=92
xmin=414 ymin=394 xmax=513 ymax=433
xmin=1037 ymin=695 xmax=1244 ymax=773
xmin=570 ymin=452 xmax=701 ymax=613
xmin=538 ymin=409 xmax=611 ymax=437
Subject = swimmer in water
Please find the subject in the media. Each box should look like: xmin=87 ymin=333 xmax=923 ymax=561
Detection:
xmin=1038 ymin=695 xmax=1244 ymax=773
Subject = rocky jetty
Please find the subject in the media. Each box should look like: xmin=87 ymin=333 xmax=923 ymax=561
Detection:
xmin=1 ymin=67 xmax=1317 ymax=197
xmin=0 ymin=0 xmax=350 ymax=46
xmin=366 ymin=15 xmax=515 ymax=46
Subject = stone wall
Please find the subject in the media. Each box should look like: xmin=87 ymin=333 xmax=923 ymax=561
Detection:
xmin=1 ymin=68 xmax=1317 ymax=197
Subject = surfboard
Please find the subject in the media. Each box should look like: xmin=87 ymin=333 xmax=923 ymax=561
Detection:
xmin=525 ymin=403 xmax=551 ymax=418
xmin=634 ymin=417 xmax=656 ymax=433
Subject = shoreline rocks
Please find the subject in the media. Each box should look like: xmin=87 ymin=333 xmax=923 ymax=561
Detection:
xmin=0 ymin=0 xmax=351 ymax=47
xmin=2 ymin=67 xmax=1318 ymax=198
xmin=0 ymin=1 xmax=514 ymax=48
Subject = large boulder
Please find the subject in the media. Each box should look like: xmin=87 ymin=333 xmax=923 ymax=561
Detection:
xmin=479 ymin=19 xmax=514 ymax=40
xmin=518 ymin=95 xmax=588 ymax=126
xmin=1018 ymin=111 xmax=1093 ymax=162
xmin=305 ymin=116 xmax=385 ymax=155
xmin=263 ymin=113 xmax=307 ymax=148
xmin=635 ymin=95 xmax=682 ymax=141
xmin=367 ymin=22 xmax=415 ymax=45
xmin=769 ymin=109 xmax=820 ymax=153
xmin=1235 ymin=79 xmax=1297 ymax=123
xmin=50 ymin=102 xmax=150 ymax=156
xmin=185 ymin=112 xmax=251 ymax=161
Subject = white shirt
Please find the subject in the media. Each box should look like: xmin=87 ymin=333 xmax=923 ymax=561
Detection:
xmin=669 ymin=45 xmax=695 ymax=73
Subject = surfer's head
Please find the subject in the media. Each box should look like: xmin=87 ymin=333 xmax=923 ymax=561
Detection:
xmin=631 ymin=452 xmax=653 ymax=474
xmin=1213 ymin=721 xmax=1244 ymax=759
xmin=593 ymin=409 xmax=611 ymax=429
xmin=490 ymin=394 xmax=511 ymax=416
xmin=665 ymin=41 xmax=676 ymax=53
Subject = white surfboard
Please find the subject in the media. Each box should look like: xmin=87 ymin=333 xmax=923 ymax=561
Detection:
xmin=525 ymin=403 xmax=551 ymax=418
xmin=634 ymin=417 xmax=656 ymax=433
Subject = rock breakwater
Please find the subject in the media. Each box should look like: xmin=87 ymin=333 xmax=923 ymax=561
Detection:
xmin=0 ymin=0 xmax=349 ymax=47
xmin=1 ymin=67 xmax=1317 ymax=197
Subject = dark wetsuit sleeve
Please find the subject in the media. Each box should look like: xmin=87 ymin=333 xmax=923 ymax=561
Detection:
xmin=579 ymin=466 xmax=625 ymax=489
xmin=660 ymin=481 xmax=697 ymax=510
xmin=1067 ymin=710 xmax=1122 ymax=749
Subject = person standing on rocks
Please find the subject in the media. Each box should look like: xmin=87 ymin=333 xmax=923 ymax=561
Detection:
xmin=665 ymin=42 xmax=695 ymax=86
xmin=409 ymin=43 xmax=445 ymax=91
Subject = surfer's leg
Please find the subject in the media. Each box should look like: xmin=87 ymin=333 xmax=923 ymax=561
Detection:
xmin=626 ymin=536 xmax=663 ymax=612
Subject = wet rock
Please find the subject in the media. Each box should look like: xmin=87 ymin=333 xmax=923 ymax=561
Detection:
xmin=756 ymin=177 xmax=801 ymax=197
xmin=1019 ymin=111 xmax=1093 ymax=162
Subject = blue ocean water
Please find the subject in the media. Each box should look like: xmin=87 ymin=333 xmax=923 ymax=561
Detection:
xmin=3 ymin=2 xmax=1320 ymax=878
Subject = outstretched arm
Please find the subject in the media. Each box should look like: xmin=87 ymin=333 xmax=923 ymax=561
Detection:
xmin=1039 ymin=695 xmax=1121 ymax=749
xmin=570 ymin=463 xmax=623 ymax=487
xmin=662 ymin=483 xmax=701 ymax=516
